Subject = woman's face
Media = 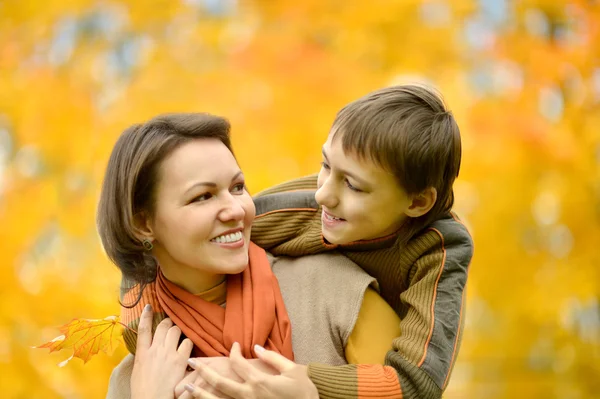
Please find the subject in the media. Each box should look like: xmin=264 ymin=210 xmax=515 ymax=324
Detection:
xmin=147 ymin=138 xmax=255 ymax=280
xmin=315 ymin=134 xmax=412 ymax=244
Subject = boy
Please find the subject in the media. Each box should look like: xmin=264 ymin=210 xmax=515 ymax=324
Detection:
xmin=246 ymin=84 xmax=473 ymax=399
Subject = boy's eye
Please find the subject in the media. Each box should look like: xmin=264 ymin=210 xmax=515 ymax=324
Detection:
xmin=320 ymin=161 xmax=330 ymax=170
xmin=345 ymin=179 xmax=363 ymax=193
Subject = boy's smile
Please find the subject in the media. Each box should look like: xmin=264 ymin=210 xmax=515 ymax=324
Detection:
xmin=321 ymin=209 xmax=346 ymax=229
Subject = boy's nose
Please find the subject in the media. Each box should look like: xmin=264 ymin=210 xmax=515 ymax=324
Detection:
xmin=315 ymin=179 xmax=339 ymax=209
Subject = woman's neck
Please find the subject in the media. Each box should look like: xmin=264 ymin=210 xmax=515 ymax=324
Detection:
xmin=159 ymin=264 xmax=226 ymax=295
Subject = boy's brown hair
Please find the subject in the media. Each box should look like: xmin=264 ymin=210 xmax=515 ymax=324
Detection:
xmin=331 ymin=84 xmax=462 ymax=243
xmin=97 ymin=113 xmax=233 ymax=288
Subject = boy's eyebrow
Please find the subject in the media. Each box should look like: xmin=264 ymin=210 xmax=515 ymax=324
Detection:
xmin=322 ymin=147 xmax=370 ymax=188
xmin=184 ymin=171 xmax=244 ymax=195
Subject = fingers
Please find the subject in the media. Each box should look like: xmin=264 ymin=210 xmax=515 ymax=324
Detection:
xmin=183 ymin=384 xmax=220 ymax=399
xmin=165 ymin=324 xmax=182 ymax=349
xmin=175 ymin=369 xmax=199 ymax=397
xmin=177 ymin=391 xmax=194 ymax=399
xmin=178 ymin=338 xmax=194 ymax=357
xmin=254 ymin=345 xmax=296 ymax=374
xmin=153 ymin=317 xmax=173 ymax=344
xmin=135 ymin=304 xmax=154 ymax=352
xmin=229 ymin=342 xmax=259 ymax=382
xmin=188 ymin=358 xmax=250 ymax=398
xmin=180 ymin=375 xmax=229 ymax=399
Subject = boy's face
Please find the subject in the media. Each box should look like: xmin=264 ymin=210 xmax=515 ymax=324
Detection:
xmin=315 ymin=134 xmax=412 ymax=244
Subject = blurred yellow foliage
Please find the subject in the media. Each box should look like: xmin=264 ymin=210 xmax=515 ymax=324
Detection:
xmin=1 ymin=0 xmax=598 ymax=398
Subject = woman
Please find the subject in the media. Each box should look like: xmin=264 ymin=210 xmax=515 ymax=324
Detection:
xmin=100 ymin=113 xmax=401 ymax=398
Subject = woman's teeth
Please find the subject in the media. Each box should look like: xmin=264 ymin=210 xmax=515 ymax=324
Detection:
xmin=211 ymin=231 xmax=243 ymax=243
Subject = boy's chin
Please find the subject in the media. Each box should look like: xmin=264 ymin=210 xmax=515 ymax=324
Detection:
xmin=322 ymin=231 xmax=350 ymax=245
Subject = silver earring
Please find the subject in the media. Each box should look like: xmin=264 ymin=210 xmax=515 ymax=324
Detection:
xmin=142 ymin=239 xmax=154 ymax=251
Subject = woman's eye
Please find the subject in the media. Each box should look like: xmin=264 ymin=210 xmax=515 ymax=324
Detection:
xmin=320 ymin=161 xmax=330 ymax=170
xmin=345 ymin=179 xmax=362 ymax=193
xmin=192 ymin=193 xmax=212 ymax=202
xmin=232 ymin=183 xmax=245 ymax=193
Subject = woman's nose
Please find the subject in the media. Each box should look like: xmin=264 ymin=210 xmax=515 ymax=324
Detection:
xmin=219 ymin=194 xmax=245 ymax=222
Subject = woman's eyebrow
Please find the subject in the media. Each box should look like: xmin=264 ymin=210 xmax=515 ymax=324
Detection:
xmin=184 ymin=181 xmax=216 ymax=195
xmin=231 ymin=171 xmax=243 ymax=182
xmin=184 ymin=171 xmax=244 ymax=195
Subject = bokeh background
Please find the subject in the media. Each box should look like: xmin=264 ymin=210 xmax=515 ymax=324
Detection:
xmin=1 ymin=0 xmax=599 ymax=397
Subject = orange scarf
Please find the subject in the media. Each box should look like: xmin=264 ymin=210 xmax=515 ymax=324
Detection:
xmin=155 ymin=242 xmax=294 ymax=360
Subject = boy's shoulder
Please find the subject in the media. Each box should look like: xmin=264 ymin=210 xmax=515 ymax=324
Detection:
xmin=429 ymin=212 xmax=473 ymax=243
xmin=417 ymin=211 xmax=474 ymax=260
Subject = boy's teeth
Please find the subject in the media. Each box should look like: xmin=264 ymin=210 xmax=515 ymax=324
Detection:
xmin=212 ymin=231 xmax=243 ymax=243
xmin=326 ymin=213 xmax=342 ymax=221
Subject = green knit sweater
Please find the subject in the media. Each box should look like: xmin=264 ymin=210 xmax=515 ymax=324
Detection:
xmin=251 ymin=174 xmax=474 ymax=399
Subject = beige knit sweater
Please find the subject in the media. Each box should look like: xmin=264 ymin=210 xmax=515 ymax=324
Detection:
xmin=106 ymin=252 xmax=376 ymax=398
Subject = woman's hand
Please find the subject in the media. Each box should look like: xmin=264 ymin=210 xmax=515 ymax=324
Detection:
xmin=175 ymin=357 xmax=242 ymax=398
xmin=175 ymin=357 xmax=279 ymax=398
xmin=131 ymin=304 xmax=194 ymax=399
xmin=183 ymin=342 xmax=318 ymax=399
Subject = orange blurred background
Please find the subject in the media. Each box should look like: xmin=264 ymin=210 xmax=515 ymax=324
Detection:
xmin=1 ymin=0 xmax=599 ymax=397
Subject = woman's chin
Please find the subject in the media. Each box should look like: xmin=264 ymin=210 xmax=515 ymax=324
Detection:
xmin=227 ymin=264 xmax=248 ymax=275
xmin=222 ymin=255 xmax=250 ymax=274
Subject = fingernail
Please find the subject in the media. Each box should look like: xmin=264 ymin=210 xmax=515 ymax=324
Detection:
xmin=187 ymin=358 xmax=196 ymax=368
xmin=184 ymin=384 xmax=195 ymax=393
xmin=254 ymin=344 xmax=265 ymax=354
xmin=143 ymin=304 xmax=152 ymax=313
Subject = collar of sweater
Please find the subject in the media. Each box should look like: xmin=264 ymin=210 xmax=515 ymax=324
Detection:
xmin=321 ymin=230 xmax=399 ymax=252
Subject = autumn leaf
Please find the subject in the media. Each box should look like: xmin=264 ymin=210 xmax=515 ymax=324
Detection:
xmin=36 ymin=316 xmax=127 ymax=366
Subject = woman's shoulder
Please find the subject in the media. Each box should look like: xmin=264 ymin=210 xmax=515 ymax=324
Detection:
xmin=106 ymin=354 xmax=134 ymax=399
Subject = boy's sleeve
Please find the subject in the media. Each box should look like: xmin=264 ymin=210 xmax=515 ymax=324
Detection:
xmin=253 ymin=174 xmax=319 ymax=197
xmin=307 ymin=217 xmax=473 ymax=399
xmin=344 ymin=288 xmax=401 ymax=365
xmin=251 ymin=175 xmax=326 ymax=255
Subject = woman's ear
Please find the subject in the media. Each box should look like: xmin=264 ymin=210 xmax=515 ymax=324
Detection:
xmin=133 ymin=211 xmax=155 ymax=243
xmin=405 ymin=187 xmax=437 ymax=218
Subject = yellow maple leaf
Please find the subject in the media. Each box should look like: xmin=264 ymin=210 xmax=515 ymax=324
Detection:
xmin=36 ymin=315 xmax=128 ymax=366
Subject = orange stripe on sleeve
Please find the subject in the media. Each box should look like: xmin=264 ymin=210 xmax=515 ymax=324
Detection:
xmin=357 ymin=365 xmax=403 ymax=399
xmin=254 ymin=207 xmax=318 ymax=219
xmin=417 ymin=228 xmax=446 ymax=368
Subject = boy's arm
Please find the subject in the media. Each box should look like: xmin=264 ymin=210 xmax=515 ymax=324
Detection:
xmin=253 ymin=174 xmax=318 ymax=197
xmin=307 ymin=218 xmax=473 ymax=399
xmin=344 ymin=287 xmax=401 ymax=365
xmin=251 ymin=175 xmax=326 ymax=255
